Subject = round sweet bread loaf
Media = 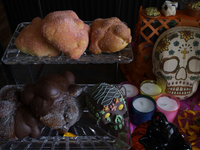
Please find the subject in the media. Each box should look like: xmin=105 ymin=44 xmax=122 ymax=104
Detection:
xmin=89 ymin=17 xmax=132 ymax=54
xmin=42 ymin=10 xmax=90 ymax=60
xmin=15 ymin=17 xmax=60 ymax=57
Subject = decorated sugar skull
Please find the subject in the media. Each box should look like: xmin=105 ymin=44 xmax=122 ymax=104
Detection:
xmin=153 ymin=26 xmax=200 ymax=100
xmin=86 ymin=83 xmax=127 ymax=132
xmin=162 ymin=1 xmax=178 ymax=16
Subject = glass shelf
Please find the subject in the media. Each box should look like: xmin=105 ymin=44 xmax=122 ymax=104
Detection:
xmin=1 ymin=22 xmax=133 ymax=65
xmin=0 ymin=84 xmax=132 ymax=150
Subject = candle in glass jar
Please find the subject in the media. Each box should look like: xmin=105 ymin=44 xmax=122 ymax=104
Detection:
xmin=120 ymin=81 xmax=139 ymax=113
xmin=131 ymin=95 xmax=156 ymax=126
xmin=132 ymin=97 xmax=155 ymax=113
xmin=140 ymin=80 xmax=162 ymax=99
xmin=155 ymin=93 xmax=180 ymax=122
xmin=141 ymin=82 xmax=161 ymax=95
xmin=156 ymin=96 xmax=179 ymax=111
xmin=121 ymin=83 xmax=139 ymax=98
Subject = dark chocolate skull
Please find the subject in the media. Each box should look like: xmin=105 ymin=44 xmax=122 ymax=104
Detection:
xmin=86 ymin=83 xmax=127 ymax=132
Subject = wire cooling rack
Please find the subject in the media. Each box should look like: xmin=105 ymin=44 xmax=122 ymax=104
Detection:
xmin=1 ymin=22 xmax=133 ymax=65
xmin=0 ymin=84 xmax=132 ymax=150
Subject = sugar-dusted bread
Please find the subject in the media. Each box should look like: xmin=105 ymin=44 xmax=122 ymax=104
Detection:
xmin=15 ymin=17 xmax=60 ymax=57
xmin=89 ymin=17 xmax=132 ymax=54
xmin=42 ymin=10 xmax=90 ymax=60
xmin=0 ymin=86 xmax=44 ymax=140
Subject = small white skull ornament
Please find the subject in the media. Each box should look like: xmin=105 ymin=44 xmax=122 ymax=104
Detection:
xmin=153 ymin=26 xmax=200 ymax=100
xmin=162 ymin=1 xmax=178 ymax=17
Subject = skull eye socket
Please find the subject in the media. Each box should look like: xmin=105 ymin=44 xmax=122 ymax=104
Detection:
xmin=161 ymin=56 xmax=179 ymax=74
xmin=187 ymin=56 xmax=200 ymax=74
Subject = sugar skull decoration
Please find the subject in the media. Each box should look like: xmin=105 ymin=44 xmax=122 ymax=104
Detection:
xmin=153 ymin=26 xmax=200 ymax=100
xmin=162 ymin=1 xmax=178 ymax=17
xmin=86 ymin=83 xmax=127 ymax=132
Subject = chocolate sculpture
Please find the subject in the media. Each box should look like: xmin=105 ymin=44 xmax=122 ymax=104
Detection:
xmin=131 ymin=112 xmax=192 ymax=150
xmin=86 ymin=83 xmax=127 ymax=133
xmin=21 ymin=71 xmax=84 ymax=133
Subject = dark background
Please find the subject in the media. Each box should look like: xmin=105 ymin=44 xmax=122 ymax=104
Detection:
xmin=2 ymin=0 xmax=169 ymax=37
xmin=0 ymin=0 xmax=194 ymax=87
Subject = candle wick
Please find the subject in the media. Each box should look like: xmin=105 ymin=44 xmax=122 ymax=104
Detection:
xmin=140 ymin=101 xmax=143 ymax=106
xmin=161 ymin=104 xmax=167 ymax=106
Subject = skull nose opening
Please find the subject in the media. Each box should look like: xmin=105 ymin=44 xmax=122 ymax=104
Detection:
xmin=175 ymin=67 xmax=186 ymax=80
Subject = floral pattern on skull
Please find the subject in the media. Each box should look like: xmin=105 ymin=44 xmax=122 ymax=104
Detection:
xmin=153 ymin=26 xmax=200 ymax=100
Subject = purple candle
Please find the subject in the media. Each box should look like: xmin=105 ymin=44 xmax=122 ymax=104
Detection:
xmin=120 ymin=81 xmax=139 ymax=112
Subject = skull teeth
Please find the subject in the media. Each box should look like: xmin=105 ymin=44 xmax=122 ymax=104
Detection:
xmin=166 ymin=86 xmax=192 ymax=95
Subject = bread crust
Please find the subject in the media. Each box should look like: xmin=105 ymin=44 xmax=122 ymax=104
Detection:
xmin=89 ymin=17 xmax=132 ymax=54
xmin=15 ymin=17 xmax=60 ymax=57
xmin=42 ymin=10 xmax=90 ymax=59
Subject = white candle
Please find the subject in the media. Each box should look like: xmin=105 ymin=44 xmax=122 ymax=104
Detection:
xmin=156 ymin=96 xmax=179 ymax=111
xmin=141 ymin=82 xmax=161 ymax=95
xmin=133 ymin=97 xmax=155 ymax=113
xmin=121 ymin=84 xmax=139 ymax=98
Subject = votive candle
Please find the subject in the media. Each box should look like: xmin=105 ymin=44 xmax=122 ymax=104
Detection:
xmin=122 ymin=83 xmax=139 ymax=98
xmin=120 ymin=81 xmax=139 ymax=112
xmin=131 ymin=95 xmax=156 ymax=126
xmin=140 ymin=80 xmax=162 ymax=99
xmin=155 ymin=93 xmax=180 ymax=122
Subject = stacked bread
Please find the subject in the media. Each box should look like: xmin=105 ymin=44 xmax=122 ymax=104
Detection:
xmin=15 ymin=10 xmax=132 ymax=59
xmin=0 ymin=71 xmax=85 ymax=140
